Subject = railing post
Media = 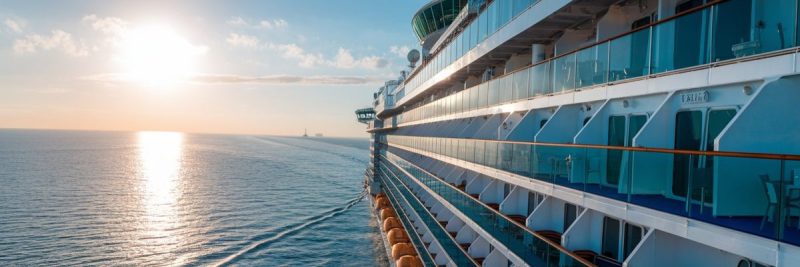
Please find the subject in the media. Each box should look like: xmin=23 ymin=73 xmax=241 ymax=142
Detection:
xmin=777 ymin=159 xmax=786 ymax=240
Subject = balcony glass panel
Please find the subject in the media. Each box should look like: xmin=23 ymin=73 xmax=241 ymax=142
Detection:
xmin=609 ymin=27 xmax=651 ymax=82
xmin=552 ymin=53 xmax=577 ymax=92
xmin=576 ymin=43 xmax=608 ymax=87
xmin=513 ymin=68 xmax=530 ymax=100
xmin=531 ymin=63 xmax=551 ymax=96
xmin=499 ymin=75 xmax=513 ymax=104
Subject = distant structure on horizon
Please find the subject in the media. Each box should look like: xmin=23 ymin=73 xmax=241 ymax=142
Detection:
xmin=314 ymin=133 xmax=323 ymax=137
xmin=302 ymin=128 xmax=308 ymax=138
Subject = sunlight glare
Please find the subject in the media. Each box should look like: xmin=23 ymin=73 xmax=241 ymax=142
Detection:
xmin=117 ymin=24 xmax=206 ymax=88
xmin=136 ymin=131 xmax=184 ymax=252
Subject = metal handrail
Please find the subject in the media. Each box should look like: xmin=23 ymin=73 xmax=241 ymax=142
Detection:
xmin=388 ymin=136 xmax=800 ymax=161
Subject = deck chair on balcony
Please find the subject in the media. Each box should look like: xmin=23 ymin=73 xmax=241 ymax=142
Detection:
xmin=760 ymin=175 xmax=800 ymax=230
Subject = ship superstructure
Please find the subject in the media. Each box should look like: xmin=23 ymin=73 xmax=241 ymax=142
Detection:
xmin=359 ymin=0 xmax=800 ymax=266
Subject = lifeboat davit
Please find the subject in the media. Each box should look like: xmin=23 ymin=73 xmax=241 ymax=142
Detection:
xmin=387 ymin=228 xmax=410 ymax=245
xmin=383 ymin=217 xmax=403 ymax=232
xmin=396 ymin=255 xmax=423 ymax=267
xmin=391 ymin=242 xmax=417 ymax=259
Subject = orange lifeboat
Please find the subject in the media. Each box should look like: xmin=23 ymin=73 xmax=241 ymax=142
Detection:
xmin=383 ymin=217 xmax=403 ymax=232
xmin=396 ymin=255 xmax=423 ymax=267
xmin=375 ymin=197 xmax=391 ymax=210
xmin=391 ymin=242 xmax=417 ymax=259
xmin=387 ymin=228 xmax=410 ymax=245
xmin=380 ymin=208 xmax=396 ymax=220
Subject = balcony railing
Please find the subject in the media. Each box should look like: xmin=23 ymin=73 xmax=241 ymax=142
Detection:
xmin=382 ymin=154 xmax=595 ymax=267
xmin=398 ymin=0 xmax=799 ymax=125
xmin=386 ymin=135 xmax=800 ymax=247
xmin=403 ymin=0 xmax=543 ymax=103
xmin=377 ymin=166 xmax=479 ymax=266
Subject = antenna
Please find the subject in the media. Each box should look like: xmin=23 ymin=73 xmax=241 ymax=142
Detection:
xmin=407 ymin=49 xmax=420 ymax=68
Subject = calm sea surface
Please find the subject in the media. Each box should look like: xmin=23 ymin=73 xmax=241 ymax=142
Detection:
xmin=0 ymin=129 xmax=389 ymax=266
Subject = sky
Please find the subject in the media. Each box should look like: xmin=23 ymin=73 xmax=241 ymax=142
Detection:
xmin=0 ymin=0 xmax=428 ymax=137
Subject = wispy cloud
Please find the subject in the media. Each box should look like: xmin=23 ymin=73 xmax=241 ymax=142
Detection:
xmin=13 ymin=30 xmax=88 ymax=57
xmin=191 ymin=73 xmax=387 ymax=85
xmin=266 ymin=43 xmax=326 ymax=68
xmin=332 ymin=48 xmax=388 ymax=69
xmin=82 ymin=14 xmax=127 ymax=35
xmin=225 ymin=33 xmax=260 ymax=48
xmin=249 ymin=43 xmax=389 ymax=70
xmin=226 ymin=16 xmax=288 ymax=30
xmin=4 ymin=18 xmax=24 ymax=33
xmin=79 ymin=72 xmax=388 ymax=85
xmin=390 ymin=45 xmax=411 ymax=58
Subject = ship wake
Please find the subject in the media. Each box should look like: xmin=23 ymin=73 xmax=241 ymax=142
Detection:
xmin=210 ymin=189 xmax=367 ymax=267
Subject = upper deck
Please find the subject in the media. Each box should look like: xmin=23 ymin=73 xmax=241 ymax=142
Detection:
xmin=390 ymin=0 xmax=799 ymax=116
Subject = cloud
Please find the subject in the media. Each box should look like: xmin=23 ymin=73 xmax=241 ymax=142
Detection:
xmin=80 ymin=73 xmax=387 ymax=85
xmin=226 ymin=16 xmax=248 ymax=26
xmin=266 ymin=43 xmax=326 ymax=68
xmin=82 ymin=14 xmax=127 ymax=35
xmin=191 ymin=73 xmax=386 ymax=85
xmin=332 ymin=48 xmax=388 ymax=69
xmin=13 ymin=30 xmax=88 ymax=57
xmin=227 ymin=16 xmax=288 ymax=30
xmin=390 ymin=45 xmax=411 ymax=58
xmin=259 ymin=43 xmax=388 ymax=69
xmin=226 ymin=33 xmax=260 ymax=48
xmin=4 ymin=18 xmax=24 ymax=33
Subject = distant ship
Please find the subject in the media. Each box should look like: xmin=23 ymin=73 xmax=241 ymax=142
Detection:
xmin=357 ymin=0 xmax=800 ymax=266
xmin=314 ymin=133 xmax=323 ymax=137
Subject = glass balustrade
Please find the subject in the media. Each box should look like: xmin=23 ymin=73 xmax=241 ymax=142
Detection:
xmin=403 ymin=0 xmax=543 ymax=101
xmin=383 ymin=153 xmax=592 ymax=267
xmin=397 ymin=0 xmax=799 ymax=125
xmin=385 ymin=135 xmax=800 ymax=247
xmin=378 ymin=166 xmax=478 ymax=266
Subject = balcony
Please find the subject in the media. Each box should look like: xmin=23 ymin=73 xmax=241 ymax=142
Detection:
xmin=387 ymin=135 xmax=800 ymax=247
xmin=399 ymin=0 xmax=800 ymax=125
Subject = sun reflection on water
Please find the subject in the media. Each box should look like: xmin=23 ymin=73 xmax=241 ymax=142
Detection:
xmin=136 ymin=131 xmax=184 ymax=261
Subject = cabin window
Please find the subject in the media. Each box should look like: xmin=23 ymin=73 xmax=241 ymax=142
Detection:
xmin=563 ymin=203 xmax=578 ymax=231
xmin=673 ymin=109 xmax=736 ymax=202
xmin=539 ymin=119 xmax=548 ymax=128
xmin=607 ymin=114 xmax=648 ymax=186
xmin=602 ymin=217 xmax=621 ymax=259
xmin=583 ymin=116 xmax=592 ymax=126
xmin=623 ymin=223 xmax=644 ymax=259
xmin=503 ymin=183 xmax=511 ymax=199
xmin=607 ymin=115 xmax=627 ymax=185
xmin=527 ymin=192 xmax=538 ymax=215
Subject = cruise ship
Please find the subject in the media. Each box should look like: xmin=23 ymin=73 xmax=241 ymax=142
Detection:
xmin=356 ymin=0 xmax=800 ymax=266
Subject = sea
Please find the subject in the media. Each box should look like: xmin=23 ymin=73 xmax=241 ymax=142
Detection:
xmin=0 ymin=129 xmax=389 ymax=266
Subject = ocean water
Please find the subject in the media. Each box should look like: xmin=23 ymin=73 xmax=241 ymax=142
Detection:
xmin=0 ymin=129 xmax=389 ymax=266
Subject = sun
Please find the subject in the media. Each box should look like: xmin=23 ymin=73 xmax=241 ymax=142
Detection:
xmin=115 ymin=24 xmax=206 ymax=87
